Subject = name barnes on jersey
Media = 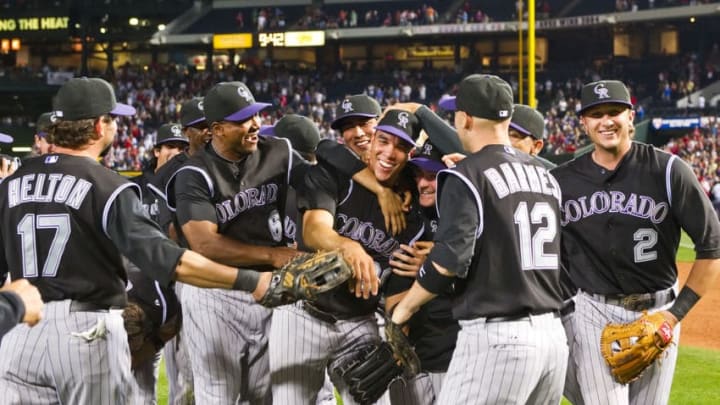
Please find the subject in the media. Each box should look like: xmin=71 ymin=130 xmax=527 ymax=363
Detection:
xmin=560 ymin=191 xmax=669 ymax=227
xmin=215 ymin=183 xmax=279 ymax=223
xmin=6 ymin=173 xmax=92 ymax=209
xmin=483 ymin=161 xmax=561 ymax=202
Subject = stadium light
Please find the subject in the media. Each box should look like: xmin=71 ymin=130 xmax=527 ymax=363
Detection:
xmin=129 ymin=17 xmax=139 ymax=26
xmin=158 ymin=24 xmax=166 ymax=31
xmin=99 ymin=27 xmax=107 ymax=34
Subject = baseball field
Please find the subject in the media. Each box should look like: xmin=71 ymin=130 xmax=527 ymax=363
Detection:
xmin=154 ymin=233 xmax=720 ymax=404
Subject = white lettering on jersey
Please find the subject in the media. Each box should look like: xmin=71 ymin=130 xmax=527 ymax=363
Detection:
xmin=561 ymin=191 xmax=669 ymax=226
xmin=484 ymin=163 xmax=561 ymax=202
xmin=8 ymin=173 xmax=92 ymax=210
xmin=215 ymin=183 xmax=279 ymax=223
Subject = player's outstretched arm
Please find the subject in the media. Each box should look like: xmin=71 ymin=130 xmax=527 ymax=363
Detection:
xmin=303 ymin=209 xmax=379 ymax=298
xmin=352 ymin=167 xmax=407 ymax=235
xmin=0 ymin=279 xmax=43 ymax=328
xmin=661 ymin=258 xmax=720 ymax=326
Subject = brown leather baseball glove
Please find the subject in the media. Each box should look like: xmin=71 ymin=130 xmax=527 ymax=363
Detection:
xmin=600 ymin=311 xmax=674 ymax=384
xmin=258 ymin=249 xmax=354 ymax=308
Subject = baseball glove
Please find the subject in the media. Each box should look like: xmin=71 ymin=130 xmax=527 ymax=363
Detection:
xmin=385 ymin=318 xmax=421 ymax=378
xmin=334 ymin=343 xmax=403 ymax=405
xmin=259 ymin=249 xmax=354 ymax=308
xmin=600 ymin=311 xmax=674 ymax=384
xmin=122 ymin=303 xmax=182 ymax=368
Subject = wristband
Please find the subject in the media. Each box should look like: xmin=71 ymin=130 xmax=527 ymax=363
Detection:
xmin=667 ymin=286 xmax=700 ymax=321
xmin=416 ymin=260 xmax=454 ymax=295
xmin=232 ymin=268 xmax=261 ymax=292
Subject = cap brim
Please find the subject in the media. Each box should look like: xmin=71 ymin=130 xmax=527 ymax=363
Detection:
xmin=509 ymin=122 xmax=534 ymax=137
xmin=110 ymin=102 xmax=136 ymax=116
xmin=438 ymin=96 xmax=456 ymax=111
xmin=375 ymin=125 xmax=415 ymax=147
xmin=0 ymin=133 xmax=14 ymax=143
xmin=183 ymin=117 xmax=206 ymax=127
xmin=579 ymin=100 xmax=632 ymax=115
xmin=259 ymin=125 xmax=275 ymax=136
xmin=409 ymin=157 xmax=446 ymax=173
xmin=224 ymin=102 xmax=272 ymax=122
xmin=156 ymin=138 xmax=189 ymax=146
xmin=330 ymin=113 xmax=379 ymax=129
xmin=37 ymin=131 xmax=48 ymax=138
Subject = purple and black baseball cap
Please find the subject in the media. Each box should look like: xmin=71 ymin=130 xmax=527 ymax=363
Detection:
xmin=510 ymin=104 xmax=546 ymax=139
xmin=203 ymin=82 xmax=271 ymax=124
xmin=53 ymin=77 xmax=136 ymax=120
xmin=35 ymin=112 xmax=57 ymax=137
xmin=438 ymin=74 xmax=513 ymax=121
xmin=259 ymin=115 xmax=320 ymax=155
xmin=375 ymin=109 xmax=421 ymax=147
xmin=155 ymin=123 xmax=189 ymax=147
xmin=180 ymin=97 xmax=206 ymax=127
xmin=579 ymin=80 xmax=633 ymax=115
xmin=410 ymin=140 xmax=445 ymax=173
xmin=331 ymin=94 xmax=382 ymax=130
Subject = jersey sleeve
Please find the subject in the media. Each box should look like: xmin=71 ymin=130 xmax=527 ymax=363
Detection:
xmin=315 ymin=139 xmax=367 ymax=177
xmin=171 ymin=168 xmax=218 ymax=227
xmin=668 ymin=156 xmax=720 ymax=259
xmin=426 ymin=172 xmax=480 ymax=278
xmin=296 ymin=162 xmax=341 ymax=216
xmin=106 ymin=188 xmax=185 ymax=287
xmin=289 ymin=150 xmax=313 ymax=190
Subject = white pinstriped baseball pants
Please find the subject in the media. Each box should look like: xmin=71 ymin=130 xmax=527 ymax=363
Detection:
xmin=438 ymin=312 xmax=568 ymax=405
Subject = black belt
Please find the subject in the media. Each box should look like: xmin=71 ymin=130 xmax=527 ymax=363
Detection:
xmin=588 ymin=287 xmax=675 ymax=312
xmin=560 ymin=300 xmax=575 ymax=317
xmin=69 ymin=301 xmax=112 ymax=313
xmin=486 ymin=311 xmax=559 ymax=323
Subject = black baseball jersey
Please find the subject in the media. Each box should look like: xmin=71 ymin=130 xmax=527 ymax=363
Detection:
xmin=131 ymin=170 xmax=160 ymax=224
xmin=126 ymin=260 xmax=180 ymax=327
xmin=148 ymin=153 xmax=189 ymax=237
xmin=0 ymin=154 xmax=184 ymax=307
xmin=298 ymin=161 xmax=425 ymax=318
xmin=551 ymin=142 xmax=720 ymax=295
xmin=428 ymin=145 xmax=564 ymax=320
xmin=168 ymin=137 xmax=307 ymax=251
xmin=386 ymin=206 xmax=458 ymax=372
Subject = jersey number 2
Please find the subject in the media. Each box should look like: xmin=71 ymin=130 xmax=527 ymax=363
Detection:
xmin=17 ymin=213 xmax=71 ymax=278
xmin=514 ymin=202 xmax=558 ymax=270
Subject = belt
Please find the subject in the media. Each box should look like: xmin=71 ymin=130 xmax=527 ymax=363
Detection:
xmin=302 ymin=302 xmax=337 ymax=324
xmin=560 ymin=300 xmax=576 ymax=317
xmin=588 ymin=287 xmax=675 ymax=312
xmin=69 ymin=301 xmax=112 ymax=313
xmin=486 ymin=311 xmax=559 ymax=323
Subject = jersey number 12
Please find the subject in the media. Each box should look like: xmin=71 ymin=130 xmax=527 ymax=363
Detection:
xmin=514 ymin=201 xmax=558 ymax=270
xmin=17 ymin=213 xmax=71 ymax=278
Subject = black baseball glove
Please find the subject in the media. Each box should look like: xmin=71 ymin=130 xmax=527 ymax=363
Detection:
xmin=122 ymin=302 xmax=181 ymax=369
xmin=334 ymin=342 xmax=404 ymax=405
xmin=259 ymin=249 xmax=354 ymax=308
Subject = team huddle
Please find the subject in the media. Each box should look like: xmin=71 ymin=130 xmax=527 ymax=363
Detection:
xmin=0 ymin=73 xmax=718 ymax=405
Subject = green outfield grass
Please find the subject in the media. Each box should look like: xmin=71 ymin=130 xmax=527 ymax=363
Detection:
xmin=154 ymin=232 xmax=708 ymax=404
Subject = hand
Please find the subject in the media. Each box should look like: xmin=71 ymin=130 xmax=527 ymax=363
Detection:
xmin=270 ymin=246 xmax=304 ymax=269
xmin=340 ymin=241 xmax=379 ymax=299
xmin=412 ymin=240 xmax=434 ymax=256
xmin=377 ymin=187 xmax=406 ymax=236
xmin=252 ymin=272 xmax=273 ymax=302
xmin=441 ymin=153 xmax=466 ymax=168
xmin=390 ymin=244 xmax=428 ymax=278
xmin=658 ymin=310 xmax=679 ymax=329
xmin=2 ymin=279 xmax=43 ymax=326
xmin=0 ymin=157 xmax=17 ymax=179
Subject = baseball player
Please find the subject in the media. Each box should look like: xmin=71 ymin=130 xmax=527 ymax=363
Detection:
xmin=0 ymin=77 xmax=278 ymax=404
xmin=166 ymin=81 xmax=308 ymax=404
xmin=384 ymin=137 xmax=460 ymax=405
xmin=34 ymin=112 xmax=56 ymax=156
xmin=551 ymin=79 xmax=720 ymax=405
xmin=0 ymin=279 xmax=43 ymax=339
xmin=331 ymin=94 xmax=382 ymax=160
xmin=391 ymin=74 xmax=568 ymax=404
xmin=126 ymin=123 xmax=189 ymax=404
xmin=270 ymin=109 xmax=426 ymax=404
xmin=147 ymin=98 xmax=208 ymax=405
